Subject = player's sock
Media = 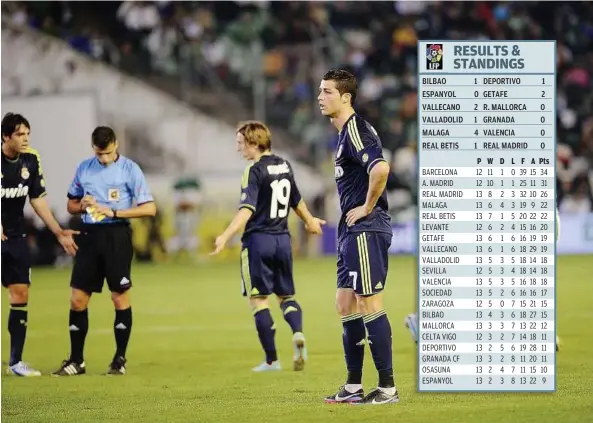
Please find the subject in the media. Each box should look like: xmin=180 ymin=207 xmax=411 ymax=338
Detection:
xmin=253 ymin=305 xmax=278 ymax=364
xmin=69 ymin=309 xmax=89 ymax=363
xmin=364 ymin=310 xmax=395 ymax=388
xmin=8 ymin=303 xmax=28 ymax=366
xmin=280 ymin=297 xmax=303 ymax=333
xmin=341 ymin=313 xmax=366 ymax=385
xmin=114 ymin=307 xmax=133 ymax=358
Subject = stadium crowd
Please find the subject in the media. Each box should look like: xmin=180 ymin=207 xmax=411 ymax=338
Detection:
xmin=4 ymin=1 xmax=593 ymax=218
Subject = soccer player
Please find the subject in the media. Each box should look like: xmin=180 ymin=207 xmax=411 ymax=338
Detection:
xmin=318 ymin=70 xmax=399 ymax=404
xmin=53 ymin=126 xmax=156 ymax=376
xmin=211 ymin=121 xmax=326 ymax=372
xmin=1 ymin=113 xmax=78 ymax=376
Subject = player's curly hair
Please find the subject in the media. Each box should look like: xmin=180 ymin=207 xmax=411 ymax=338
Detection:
xmin=236 ymin=121 xmax=272 ymax=152
xmin=322 ymin=69 xmax=358 ymax=105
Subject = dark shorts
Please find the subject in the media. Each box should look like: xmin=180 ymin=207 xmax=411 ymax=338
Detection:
xmin=70 ymin=223 xmax=134 ymax=294
xmin=1 ymin=237 xmax=31 ymax=287
xmin=337 ymin=231 xmax=392 ymax=296
xmin=240 ymin=232 xmax=294 ymax=298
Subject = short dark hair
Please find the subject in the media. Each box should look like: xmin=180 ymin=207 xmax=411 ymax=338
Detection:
xmin=91 ymin=126 xmax=116 ymax=149
xmin=1 ymin=113 xmax=30 ymax=139
xmin=322 ymin=69 xmax=358 ymax=105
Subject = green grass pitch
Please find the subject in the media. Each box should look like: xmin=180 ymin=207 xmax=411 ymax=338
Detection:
xmin=2 ymin=255 xmax=592 ymax=423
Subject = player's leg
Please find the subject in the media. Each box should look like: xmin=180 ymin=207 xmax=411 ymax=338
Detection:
xmin=249 ymin=296 xmax=281 ymax=372
xmin=54 ymin=229 xmax=102 ymax=376
xmin=324 ymin=237 xmax=366 ymax=403
xmin=6 ymin=286 xmax=40 ymax=377
xmin=274 ymin=234 xmax=306 ymax=371
xmin=53 ymin=287 xmax=93 ymax=376
xmin=277 ymin=295 xmax=303 ymax=335
xmin=404 ymin=312 xmax=418 ymax=343
xmin=105 ymin=225 xmax=134 ymax=375
xmin=352 ymin=232 xmax=399 ymax=404
xmin=241 ymin=235 xmax=280 ymax=371
xmin=3 ymin=239 xmax=40 ymax=376
xmin=6 ymin=285 xmax=29 ymax=366
xmin=109 ymin=291 xmax=132 ymax=375
xmin=277 ymin=295 xmax=307 ymax=371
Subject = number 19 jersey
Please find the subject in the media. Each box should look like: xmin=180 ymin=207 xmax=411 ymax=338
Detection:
xmin=238 ymin=154 xmax=302 ymax=240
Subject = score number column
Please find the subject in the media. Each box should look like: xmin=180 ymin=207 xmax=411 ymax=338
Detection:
xmin=416 ymin=41 xmax=557 ymax=392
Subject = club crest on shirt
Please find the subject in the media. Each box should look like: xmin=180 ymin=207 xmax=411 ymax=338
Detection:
xmin=108 ymin=188 xmax=120 ymax=202
xmin=21 ymin=167 xmax=30 ymax=180
xmin=362 ymin=153 xmax=369 ymax=163
xmin=336 ymin=144 xmax=344 ymax=159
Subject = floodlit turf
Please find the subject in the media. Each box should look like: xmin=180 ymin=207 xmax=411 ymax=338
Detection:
xmin=2 ymin=255 xmax=592 ymax=423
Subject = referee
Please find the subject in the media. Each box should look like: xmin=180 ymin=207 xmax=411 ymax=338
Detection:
xmin=53 ymin=126 xmax=156 ymax=376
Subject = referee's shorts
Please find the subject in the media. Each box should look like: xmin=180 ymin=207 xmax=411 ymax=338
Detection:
xmin=70 ymin=222 xmax=133 ymax=294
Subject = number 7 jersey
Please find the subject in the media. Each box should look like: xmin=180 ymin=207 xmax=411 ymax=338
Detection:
xmin=238 ymin=154 xmax=302 ymax=240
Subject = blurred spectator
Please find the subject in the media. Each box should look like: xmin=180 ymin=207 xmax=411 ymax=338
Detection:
xmin=559 ymin=176 xmax=593 ymax=214
xmin=117 ymin=1 xmax=160 ymax=33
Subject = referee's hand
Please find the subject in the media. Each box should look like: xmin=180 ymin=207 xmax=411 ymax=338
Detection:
xmin=81 ymin=195 xmax=96 ymax=208
xmin=57 ymin=229 xmax=80 ymax=256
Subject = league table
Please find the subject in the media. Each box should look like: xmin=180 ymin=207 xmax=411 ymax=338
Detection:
xmin=416 ymin=40 xmax=557 ymax=392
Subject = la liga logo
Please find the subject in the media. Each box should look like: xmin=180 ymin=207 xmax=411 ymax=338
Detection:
xmin=426 ymin=44 xmax=443 ymax=70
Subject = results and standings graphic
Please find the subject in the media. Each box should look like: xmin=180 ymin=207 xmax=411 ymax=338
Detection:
xmin=416 ymin=41 xmax=557 ymax=392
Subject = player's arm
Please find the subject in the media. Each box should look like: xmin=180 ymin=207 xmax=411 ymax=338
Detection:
xmin=364 ymin=161 xmax=390 ymax=213
xmin=28 ymin=155 xmax=79 ymax=254
xmin=211 ymin=166 xmax=259 ymax=254
xmin=216 ymin=208 xmax=253 ymax=245
xmin=30 ymin=197 xmax=65 ymax=234
xmin=27 ymin=154 xmax=61 ymax=235
xmin=289 ymin=170 xmax=326 ymax=234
